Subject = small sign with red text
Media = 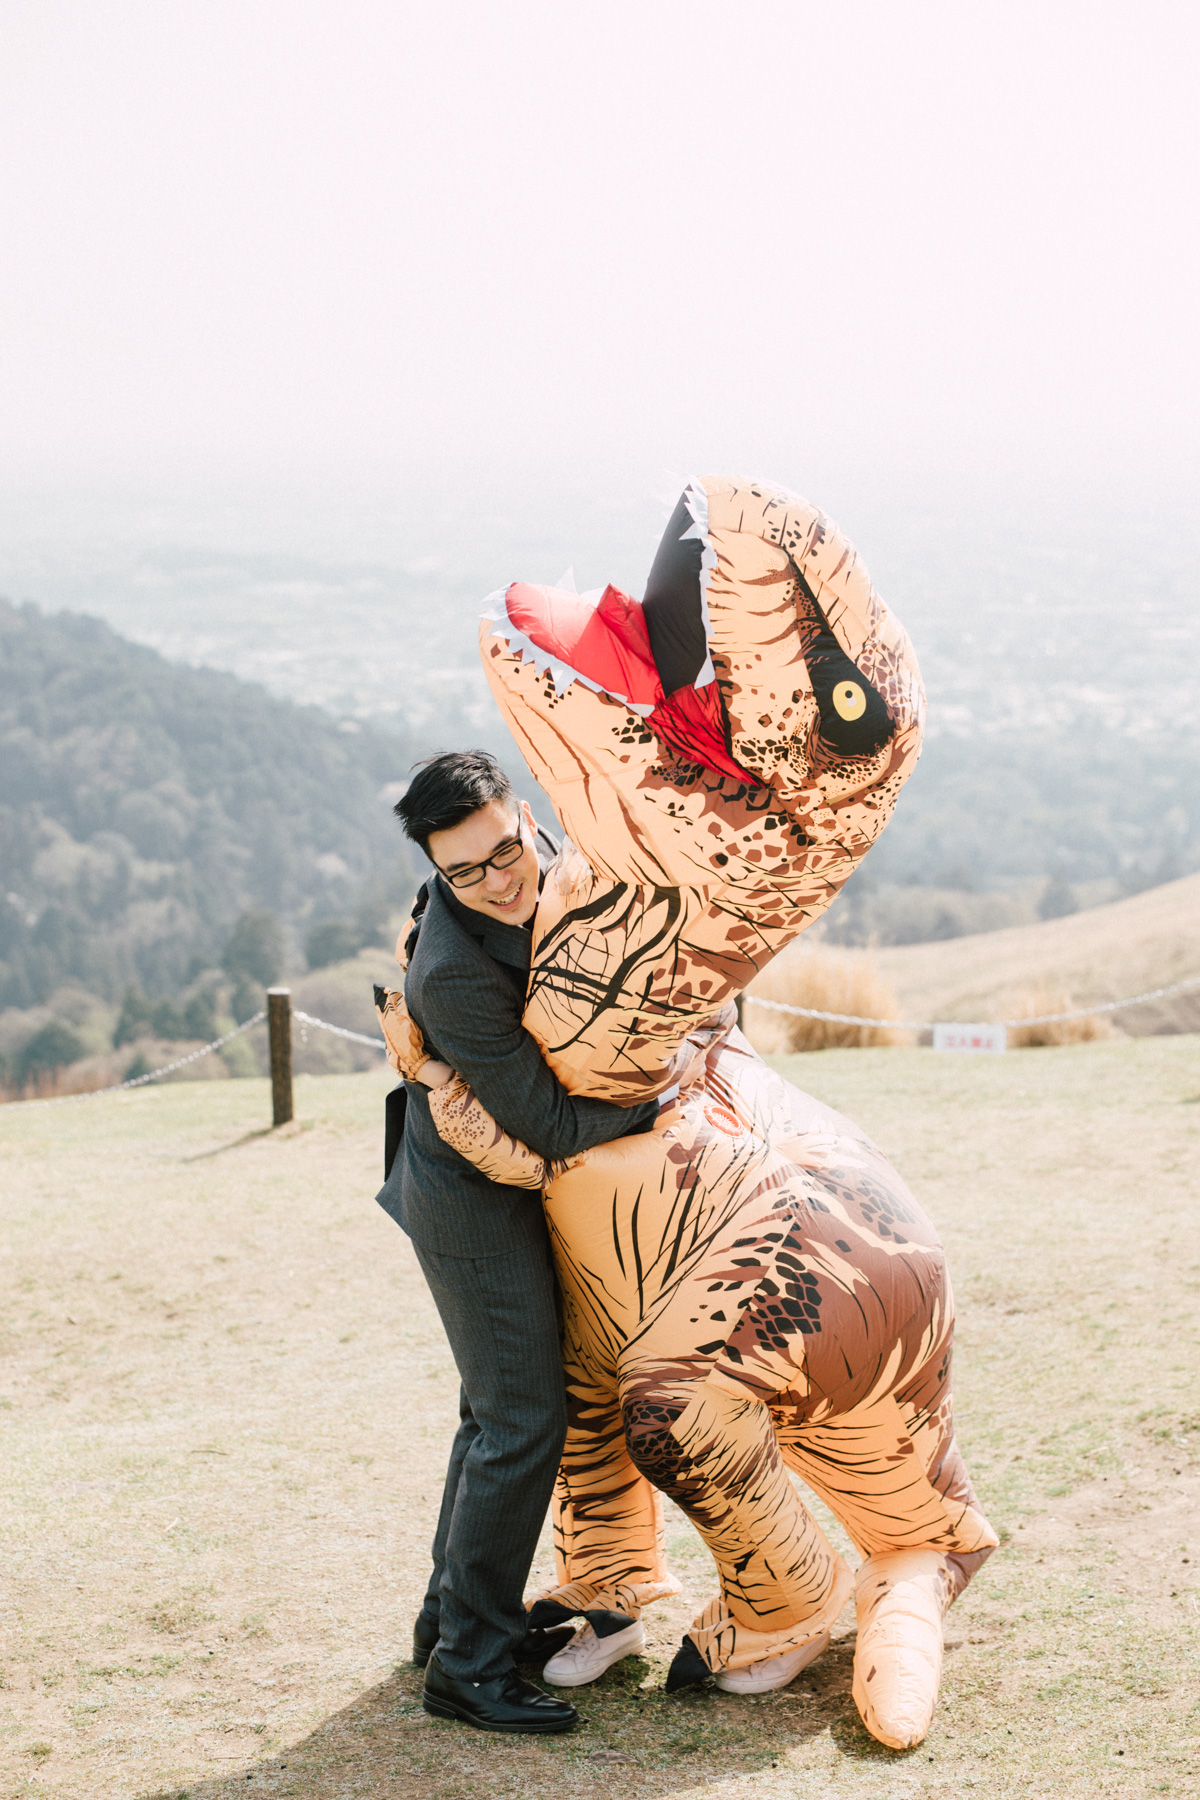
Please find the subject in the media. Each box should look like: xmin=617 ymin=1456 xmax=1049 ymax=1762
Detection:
xmin=932 ymin=1023 xmax=1007 ymax=1054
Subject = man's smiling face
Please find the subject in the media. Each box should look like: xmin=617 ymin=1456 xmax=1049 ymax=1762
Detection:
xmin=427 ymin=797 xmax=542 ymax=927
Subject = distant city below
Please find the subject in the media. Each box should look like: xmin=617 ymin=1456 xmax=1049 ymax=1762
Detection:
xmin=0 ymin=479 xmax=1194 ymax=743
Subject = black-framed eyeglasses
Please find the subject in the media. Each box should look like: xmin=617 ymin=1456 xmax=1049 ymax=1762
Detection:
xmin=438 ymin=821 xmax=527 ymax=889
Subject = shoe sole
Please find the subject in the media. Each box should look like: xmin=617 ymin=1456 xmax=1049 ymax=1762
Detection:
xmin=421 ymin=1696 xmax=577 ymax=1733
xmin=714 ymin=1630 xmax=831 ymax=1693
xmin=412 ymin=1647 xmax=432 ymax=1670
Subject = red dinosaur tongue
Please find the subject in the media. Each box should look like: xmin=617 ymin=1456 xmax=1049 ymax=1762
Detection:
xmin=650 ymin=684 xmax=754 ymax=787
xmin=504 ymin=582 xmax=662 ymax=709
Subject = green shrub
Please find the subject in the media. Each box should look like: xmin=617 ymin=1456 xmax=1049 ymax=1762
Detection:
xmin=150 ymin=999 xmax=188 ymax=1039
xmin=15 ymin=1020 xmax=86 ymax=1085
xmin=181 ymin=990 xmax=218 ymax=1041
xmin=113 ymin=988 xmax=154 ymax=1046
xmin=114 ymin=986 xmax=218 ymax=1047
xmin=230 ymin=976 xmax=264 ymax=1025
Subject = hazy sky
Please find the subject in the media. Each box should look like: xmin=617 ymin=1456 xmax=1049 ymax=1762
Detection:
xmin=2 ymin=1 xmax=1197 ymax=502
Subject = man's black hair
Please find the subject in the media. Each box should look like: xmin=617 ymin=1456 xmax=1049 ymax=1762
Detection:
xmin=394 ymin=750 xmax=516 ymax=858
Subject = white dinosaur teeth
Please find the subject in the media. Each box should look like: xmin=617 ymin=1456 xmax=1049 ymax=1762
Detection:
xmin=682 ymin=480 xmax=717 ymax=689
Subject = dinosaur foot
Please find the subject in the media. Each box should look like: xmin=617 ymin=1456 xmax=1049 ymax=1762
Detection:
xmin=852 ymin=1548 xmax=951 ymax=1750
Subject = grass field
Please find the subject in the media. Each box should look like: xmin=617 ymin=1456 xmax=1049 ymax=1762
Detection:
xmin=1 ymin=1039 xmax=1198 ymax=1800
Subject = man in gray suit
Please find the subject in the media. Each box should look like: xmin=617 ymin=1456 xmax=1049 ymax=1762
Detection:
xmin=377 ymin=750 xmax=657 ymax=1733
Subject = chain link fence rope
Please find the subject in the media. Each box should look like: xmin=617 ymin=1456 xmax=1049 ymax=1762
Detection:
xmin=3 ymin=1005 xmax=395 ymax=1110
xmin=5 ymin=971 xmax=1196 ymax=1108
xmin=292 ymin=1010 xmax=386 ymax=1051
xmin=744 ymin=971 xmax=1200 ymax=1032
xmin=2 ymin=1008 xmax=388 ymax=1109
xmin=1 ymin=1011 xmax=270 ymax=1108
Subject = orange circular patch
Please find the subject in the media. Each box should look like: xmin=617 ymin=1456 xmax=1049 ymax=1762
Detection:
xmin=703 ymin=1101 xmax=742 ymax=1136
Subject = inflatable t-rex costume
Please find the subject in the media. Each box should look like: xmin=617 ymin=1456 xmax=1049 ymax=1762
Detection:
xmin=381 ymin=478 xmax=996 ymax=1748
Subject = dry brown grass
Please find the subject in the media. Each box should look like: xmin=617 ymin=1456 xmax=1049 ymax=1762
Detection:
xmin=876 ymin=869 xmax=1200 ymax=1038
xmin=1006 ymin=984 xmax=1122 ymax=1048
xmin=743 ymin=940 xmax=913 ymax=1053
xmin=0 ymin=1038 xmax=232 ymax=1104
xmin=1 ymin=1047 xmax=1199 ymax=1799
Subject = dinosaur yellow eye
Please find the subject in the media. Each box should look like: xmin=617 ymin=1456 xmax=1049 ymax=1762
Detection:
xmin=832 ymin=680 xmax=866 ymax=721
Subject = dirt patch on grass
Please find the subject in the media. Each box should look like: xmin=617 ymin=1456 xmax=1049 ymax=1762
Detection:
xmin=1 ymin=1043 xmax=1198 ymax=1799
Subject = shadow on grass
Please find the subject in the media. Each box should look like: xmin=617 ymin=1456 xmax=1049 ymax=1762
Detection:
xmin=140 ymin=1634 xmax=912 ymax=1800
xmin=180 ymin=1120 xmax=308 ymax=1162
xmin=179 ymin=1128 xmax=273 ymax=1162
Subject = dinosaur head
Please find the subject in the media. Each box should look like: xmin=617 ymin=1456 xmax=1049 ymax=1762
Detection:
xmin=475 ymin=477 xmax=925 ymax=1098
xmin=480 ymin=477 xmax=923 ymax=888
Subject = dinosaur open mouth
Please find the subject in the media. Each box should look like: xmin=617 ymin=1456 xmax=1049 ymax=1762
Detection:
xmin=495 ymin=576 xmax=759 ymax=788
xmin=487 ymin=484 xmax=767 ymax=786
xmin=503 ymin=580 xmax=660 ymax=711
xmin=485 ymin=478 xmax=907 ymax=789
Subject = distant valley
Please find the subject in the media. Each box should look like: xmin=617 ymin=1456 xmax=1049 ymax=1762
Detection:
xmin=2 ymin=480 xmax=1194 ymax=927
xmin=0 ymin=480 xmax=1196 ymax=1091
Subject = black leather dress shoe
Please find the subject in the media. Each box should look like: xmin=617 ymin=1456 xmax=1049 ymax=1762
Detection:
xmin=422 ymin=1653 xmax=579 ymax=1733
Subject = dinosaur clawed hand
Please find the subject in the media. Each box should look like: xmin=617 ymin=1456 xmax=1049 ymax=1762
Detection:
xmin=665 ymin=1636 xmax=713 ymax=1693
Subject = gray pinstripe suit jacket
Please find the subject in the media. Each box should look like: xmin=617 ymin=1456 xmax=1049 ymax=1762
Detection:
xmin=376 ymin=850 xmax=655 ymax=1259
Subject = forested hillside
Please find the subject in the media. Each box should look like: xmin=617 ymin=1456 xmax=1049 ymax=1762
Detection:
xmin=0 ymin=599 xmax=418 ymax=1012
xmin=3 ymin=579 xmax=1196 ymax=1093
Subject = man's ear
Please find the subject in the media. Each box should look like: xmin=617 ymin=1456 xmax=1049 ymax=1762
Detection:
xmin=520 ymin=798 xmax=536 ymax=832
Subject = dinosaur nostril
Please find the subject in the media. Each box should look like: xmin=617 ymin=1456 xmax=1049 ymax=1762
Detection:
xmin=832 ymin=681 xmax=866 ymax=721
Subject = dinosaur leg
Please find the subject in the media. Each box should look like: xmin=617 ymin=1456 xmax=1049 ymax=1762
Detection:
xmin=624 ymin=1368 xmax=852 ymax=1680
xmin=775 ymin=1353 xmax=997 ymax=1748
xmin=527 ymin=1322 xmax=679 ymax=1627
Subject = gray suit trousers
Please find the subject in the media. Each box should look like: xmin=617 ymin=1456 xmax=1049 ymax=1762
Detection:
xmin=413 ymin=1232 xmax=567 ymax=1682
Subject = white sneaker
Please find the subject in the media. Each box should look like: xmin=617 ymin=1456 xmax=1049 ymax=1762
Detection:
xmin=542 ymin=1619 xmax=647 ymax=1686
xmin=714 ymin=1630 xmax=830 ymax=1693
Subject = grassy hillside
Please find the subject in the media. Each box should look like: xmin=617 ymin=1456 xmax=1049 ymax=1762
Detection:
xmin=0 ymin=1040 xmax=1196 ymax=1797
xmin=875 ymin=870 xmax=1200 ymax=1035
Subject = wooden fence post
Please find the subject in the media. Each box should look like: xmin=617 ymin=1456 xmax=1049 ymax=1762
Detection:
xmin=267 ymin=988 xmax=293 ymax=1127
